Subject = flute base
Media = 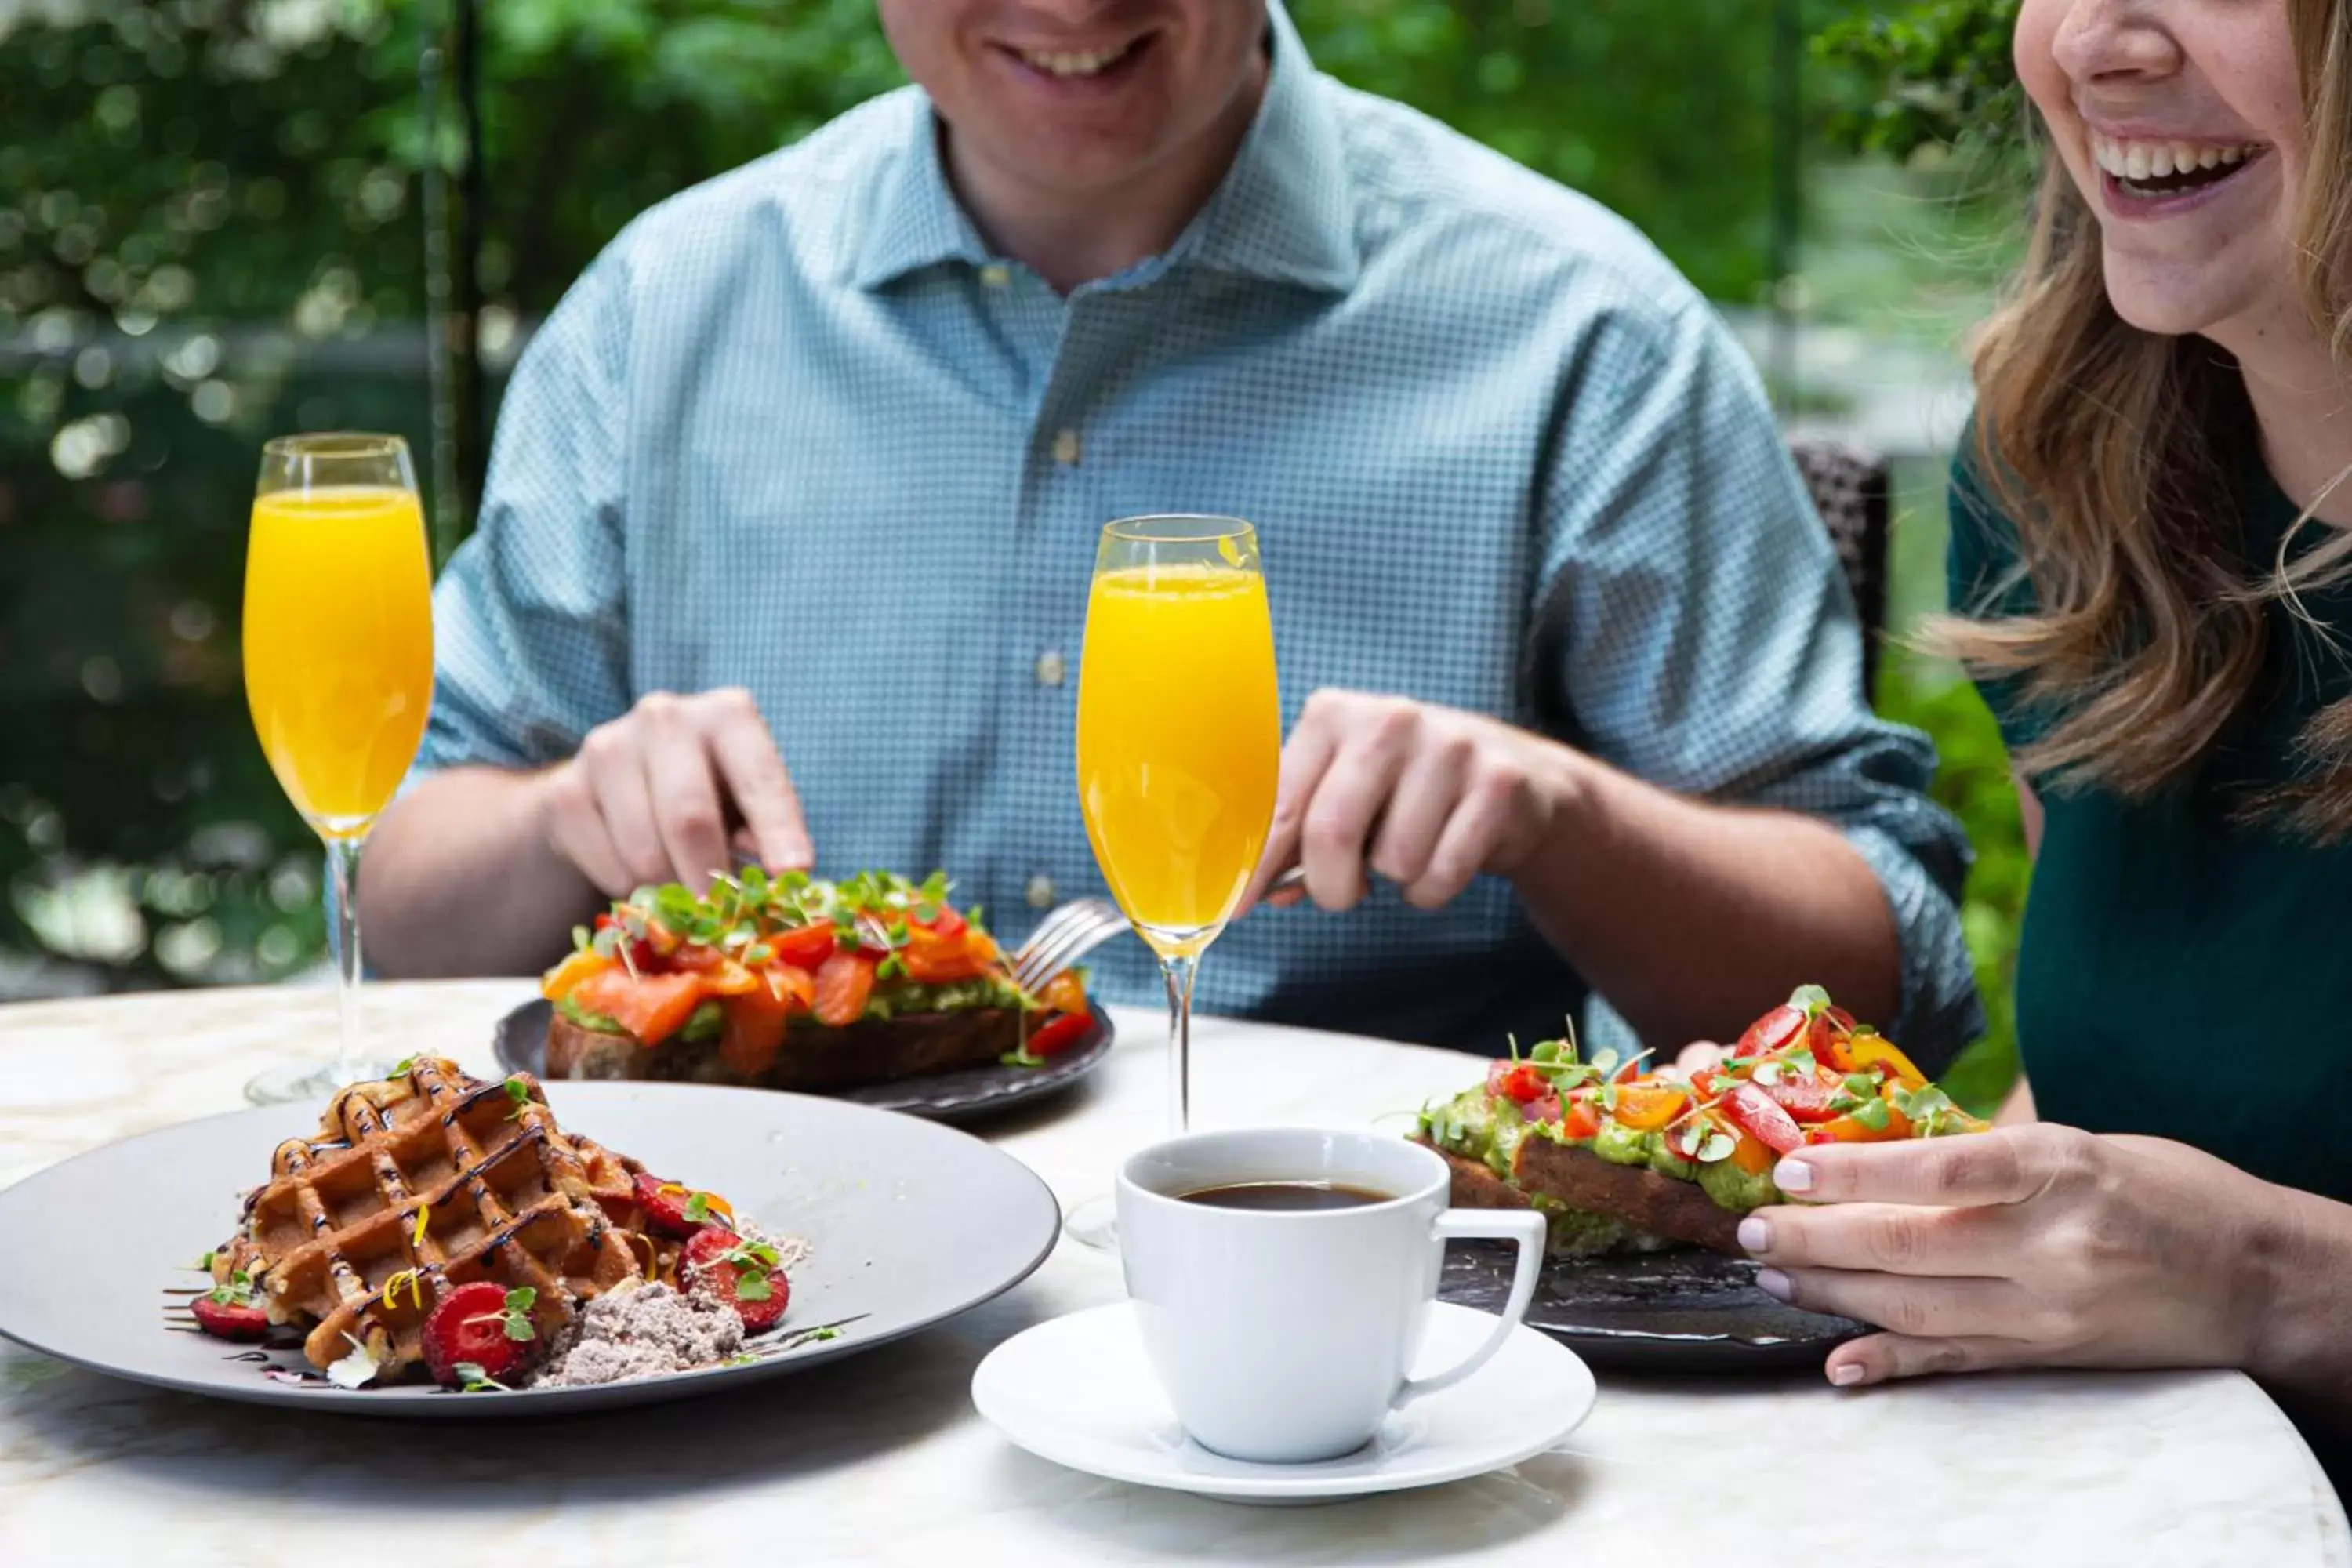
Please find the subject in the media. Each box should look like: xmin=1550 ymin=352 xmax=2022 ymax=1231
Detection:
xmin=243 ymin=1058 xmax=397 ymax=1106
xmin=1062 ymin=1194 xmax=1120 ymax=1253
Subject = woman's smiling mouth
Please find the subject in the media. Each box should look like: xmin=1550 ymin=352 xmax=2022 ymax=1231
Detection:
xmin=2090 ymin=132 xmax=2270 ymax=210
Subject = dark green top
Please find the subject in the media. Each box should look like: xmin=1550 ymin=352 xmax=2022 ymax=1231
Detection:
xmin=1948 ymin=445 xmax=2352 ymax=1207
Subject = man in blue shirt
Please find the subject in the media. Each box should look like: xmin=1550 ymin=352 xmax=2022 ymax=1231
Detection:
xmin=360 ymin=0 xmax=1981 ymax=1062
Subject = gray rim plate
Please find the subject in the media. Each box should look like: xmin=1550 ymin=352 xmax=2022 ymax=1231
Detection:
xmin=0 ymin=1080 xmax=1060 ymax=1416
xmin=494 ymin=998 xmax=1115 ymax=1124
xmin=1439 ymin=1243 xmax=1865 ymax=1373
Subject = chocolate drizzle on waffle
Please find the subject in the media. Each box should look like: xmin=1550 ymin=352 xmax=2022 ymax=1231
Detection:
xmin=206 ymin=1057 xmax=679 ymax=1381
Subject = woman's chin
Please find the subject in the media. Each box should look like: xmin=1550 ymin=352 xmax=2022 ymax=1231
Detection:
xmin=2099 ymin=252 xmax=2280 ymax=343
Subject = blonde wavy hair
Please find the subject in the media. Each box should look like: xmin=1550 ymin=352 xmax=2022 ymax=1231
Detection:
xmin=1935 ymin=0 xmax=2352 ymax=837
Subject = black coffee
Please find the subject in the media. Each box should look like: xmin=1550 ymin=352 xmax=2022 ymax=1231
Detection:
xmin=1178 ymin=1181 xmax=1394 ymax=1211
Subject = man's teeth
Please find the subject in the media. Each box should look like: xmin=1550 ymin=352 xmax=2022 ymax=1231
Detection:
xmin=1018 ymin=43 xmax=1133 ymax=78
xmin=2089 ymin=135 xmax=2261 ymax=182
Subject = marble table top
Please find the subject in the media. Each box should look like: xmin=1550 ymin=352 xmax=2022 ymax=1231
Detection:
xmin=1 ymin=979 xmax=2343 ymax=1568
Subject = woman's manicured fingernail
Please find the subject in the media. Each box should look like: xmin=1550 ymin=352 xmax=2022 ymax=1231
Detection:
xmin=1756 ymin=1267 xmax=1793 ymax=1301
xmin=1774 ymin=1158 xmax=1816 ymax=1193
xmin=1830 ymin=1362 xmax=1866 ymax=1387
xmin=1737 ymin=1215 xmax=1771 ymax=1253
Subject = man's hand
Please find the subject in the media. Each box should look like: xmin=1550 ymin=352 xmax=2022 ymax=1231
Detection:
xmin=540 ymin=688 xmax=813 ymax=897
xmin=1739 ymin=1127 xmax=2314 ymax=1392
xmin=1241 ymin=691 xmax=1577 ymax=913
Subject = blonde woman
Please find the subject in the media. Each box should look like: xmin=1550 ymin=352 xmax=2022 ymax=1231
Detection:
xmin=1729 ymin=0 xmax=2352 ymax=1476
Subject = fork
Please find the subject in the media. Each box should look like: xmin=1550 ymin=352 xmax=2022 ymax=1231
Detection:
xmin=1010 ymin=897 xmax=1131 ymax=993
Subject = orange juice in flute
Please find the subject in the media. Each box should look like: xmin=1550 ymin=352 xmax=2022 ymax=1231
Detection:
xmin=1069 ymin=515 xmax=1279 ymax=1246
xmin=241 ymin=434 xmax=434 ymax=1103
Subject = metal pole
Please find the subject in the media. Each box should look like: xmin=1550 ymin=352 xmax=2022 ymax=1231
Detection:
xmin=419 ymin=36 xmax=459 ymax=567
xmin=455 ymin=0 xmax=486 ymax=531
xmin=1768 ymin=0 xmax=1802 ymax=416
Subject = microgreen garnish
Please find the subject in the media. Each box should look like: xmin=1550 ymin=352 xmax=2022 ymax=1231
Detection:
xmin=1788 ymin=983 xmax=1832 ymax=1014
xmin=1000 ymin=1044 xmax=1046 ymax=1069
xmin=684 ymin=1191 xmax=712 ymax=1225
xmin=500 ymin=1287 xmax=536 ymax=1341
xmin=196 ymin=1250 xmax=216 ymax=1271
xmin=1850 ymin=1098 xmax=1893 ymax=1132
xmin=876 ymin=954 xmax=906 ymax=982
xmin=390 ymin=1056 xmax=416 ymax=1077
xmin=720 ymin=1239 xmax=782 ymax=1302
xmin=503 ymin=1076 xmax=532 ymax=1120
xmin=1889 ymin=1084 xmax=1960 ymax=1133
xmin=1753 ymin=1061 xmax=1784 ymax=1087
xmin=1843 ymin=1073 xmax=1878 ymax=1098
xmin=207 ymin=1270 xmax=257 ymax=1308
xmin=452 ymin=1362 xmax=510 ymax=1392
xmin=1788 ymin=1047 xmax=1819 ymax=1076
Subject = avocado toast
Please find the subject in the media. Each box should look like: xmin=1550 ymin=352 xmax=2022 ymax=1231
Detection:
xmin=539 ymin=869 xmax=1094 ymax=1092
xmin=1415 ymin=986 xmax=1987 ymax=1255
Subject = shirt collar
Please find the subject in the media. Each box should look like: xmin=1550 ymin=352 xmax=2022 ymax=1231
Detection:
xmin=849 ymin=0 xmax=1359 ymax=296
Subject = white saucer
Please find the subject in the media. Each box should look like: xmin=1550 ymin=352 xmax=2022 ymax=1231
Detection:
xmin=970 ymin=1300 xmax=1596 ymax=1504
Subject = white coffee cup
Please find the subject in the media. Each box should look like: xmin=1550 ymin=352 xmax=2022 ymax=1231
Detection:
xmin=1116 ymin=1127 xmax=1547 ymax=1465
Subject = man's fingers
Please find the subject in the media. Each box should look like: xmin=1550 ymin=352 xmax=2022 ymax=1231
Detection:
xmin=641 ymin=706 xmax=733 ymax=891
xmin=543 ymin=762 xmax=637 ymax=898
xmin=1300 ymin=720 xmax=1413 ymax=911
xmin=1367 ymin=737 xmax=1468 ymax=892
xmin=1820 ymin=1332 xmax=2031 ymax=1388
xmin=1770 ymin=1125 xmax=2074 ymax=1209
xmin=1757 ymin=1265 xmax=2046 ymax=1342
xmin=1406 ymin=761 xmax=1511 ymax=909
xmin=1241 ymin=711 xmax=1342 ymax=911
xmin=702 ymin=690 xmax=812 ymax=872
xmin=579 ymin=728 xmax=670 ymax=888
xmin=1740 ymin=1200 xmax=2020 ymax=1279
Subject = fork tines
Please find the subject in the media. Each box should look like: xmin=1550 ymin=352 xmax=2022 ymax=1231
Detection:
xmin=1011 ymin=898 xmax=1127 ymax=991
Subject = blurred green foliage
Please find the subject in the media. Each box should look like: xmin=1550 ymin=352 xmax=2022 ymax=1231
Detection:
xmin=2 ymin=0 xmax=2034 ymax=1030
xmin=1814 ymin=0 xmax=2024 ymax=162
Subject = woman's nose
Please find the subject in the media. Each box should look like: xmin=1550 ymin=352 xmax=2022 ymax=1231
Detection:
xmin=2050 ymin=0 xmax=2183 ymax=88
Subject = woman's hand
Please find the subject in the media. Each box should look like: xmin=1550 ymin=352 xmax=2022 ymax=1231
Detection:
xmin=1740 ymin=1125 xmax=2302 ymax=1388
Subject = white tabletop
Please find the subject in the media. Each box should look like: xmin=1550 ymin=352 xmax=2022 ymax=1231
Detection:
xmin=0 ymin=980 xmax=2343 ymax=1568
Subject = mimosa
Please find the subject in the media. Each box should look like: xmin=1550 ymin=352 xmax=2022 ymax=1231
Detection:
xmin=1064 ymin=515 xmax=1280 ymax=1250
xmin=241 ymin=434 xmax=431 ymax=1105
xmin=1077 ymin=563 xmax=1279 ymax=949
xmin=243 ymin=485 xmax=434 ymax=836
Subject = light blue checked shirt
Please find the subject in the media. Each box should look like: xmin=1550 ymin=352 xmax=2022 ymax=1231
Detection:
xmin=419 ymin=5 xmax=1983 ymax=1063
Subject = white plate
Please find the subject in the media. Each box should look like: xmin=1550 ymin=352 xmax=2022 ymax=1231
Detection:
xmin=0 ymin=1081 xmax=1059 ymax=1416
xmin=970 ymin=1300 xmax=1596 ymax=1504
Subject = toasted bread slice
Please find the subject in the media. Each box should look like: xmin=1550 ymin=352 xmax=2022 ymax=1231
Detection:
xmin=545 ymin=1007 xmax=1031 ymax=1092
xmin=1511 ymin=1134 xmax=1742 ymax=1254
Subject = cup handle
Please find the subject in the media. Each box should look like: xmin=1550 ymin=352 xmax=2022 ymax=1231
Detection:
xmin=1397 ymin=1207 xmax=1548 ymax=1405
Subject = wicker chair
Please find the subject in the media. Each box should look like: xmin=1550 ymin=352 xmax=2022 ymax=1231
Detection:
xmin=1786 ymin=437 xmax=1893 ymax=699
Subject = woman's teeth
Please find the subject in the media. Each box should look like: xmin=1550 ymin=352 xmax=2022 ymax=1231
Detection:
xmin=1018 ymin=42 xmax=1135 ymax=78
xmin=2090 ymin=134 xmax=2265 ymax=195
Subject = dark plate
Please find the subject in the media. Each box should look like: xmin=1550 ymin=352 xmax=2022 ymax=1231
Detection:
xmin=493 ymin=998 xmax=1115 ymax=1125
xmin=1439 ymin=1242 xmax=1866 ymax=1373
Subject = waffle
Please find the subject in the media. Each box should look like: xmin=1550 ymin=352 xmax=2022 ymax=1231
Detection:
xmin=209 ymin=1057 xmax=675 ymax=1381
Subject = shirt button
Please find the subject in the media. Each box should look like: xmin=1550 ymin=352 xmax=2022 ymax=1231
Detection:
xmin=1033 ymin=648 xmax=1065 ymax=687
xmin=979 ymin=263 xmax=1011 ymax=288
xmin=1051 ymin=428 xmax=1082 ymax=466
xmin=1025 ymin=873 xmax=1057 ymax=909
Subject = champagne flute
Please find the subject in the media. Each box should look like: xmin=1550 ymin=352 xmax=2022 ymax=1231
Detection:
xmin=1065 ymin=515 xmax=1281 ymax=1247
xmin=240 ymin=434 xmax=435 ymax=1104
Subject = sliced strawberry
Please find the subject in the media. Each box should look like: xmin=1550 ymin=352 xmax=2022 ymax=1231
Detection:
xmin=190 ymin=1294 xmax=270 ymax=1340
xmin=633 ymin=1171 xmax=735 ymax=1239
xmin=681 ymin=1226 xmax=791 ymax=1335
xmin=420 ymin=1280 xmax=541 ymax=1388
